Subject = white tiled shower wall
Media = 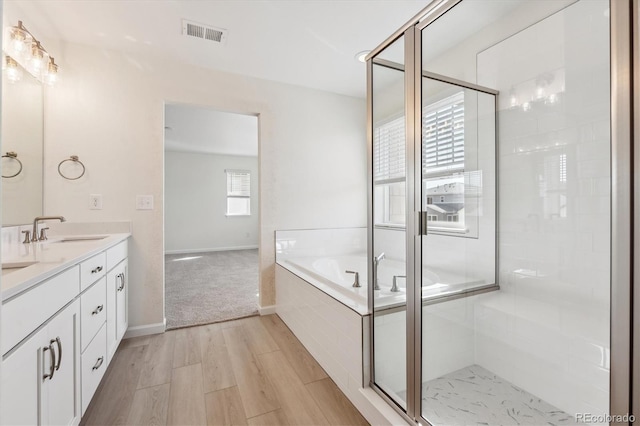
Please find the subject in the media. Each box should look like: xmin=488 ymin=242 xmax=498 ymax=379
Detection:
xmin=475 ymin=0 xmax=610 ymax=416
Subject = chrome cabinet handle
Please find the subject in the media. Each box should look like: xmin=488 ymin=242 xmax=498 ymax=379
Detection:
xmin=54 ymin=337 xmax=62 ymax=371
xmin=92 ymin=356 xmax=104 ymax=371
xmin=43 ymin=343 xmax=56 ymax=381
xmin=117 ymin=273 xmax=125 ymax=291
xmin=91 ymin=265 xmax=103 ymax=274
xmin=92 ymin=305 xmax=104 ymax=315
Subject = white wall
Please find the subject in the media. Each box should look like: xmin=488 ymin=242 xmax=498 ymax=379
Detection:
xmin=164 ymin=151 xmax=258 ymax=253
xmin=42 ymin=41 xmax=366 ymax=329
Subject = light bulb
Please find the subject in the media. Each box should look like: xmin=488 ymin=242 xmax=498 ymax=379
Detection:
xmin=27 ymin=41 xmax=49 ymax=78
xmin=43 ymin=58 xmax=58 ymax=86
xmin=522 ymin=102 xmax=531 ymax=112
xmin=4 ymin=56 xmax=23 ymax=83
xmin=510 ymin=95 xmax=517 ymax=108
xmin=6 ymin=22 xmax=33 ymax=62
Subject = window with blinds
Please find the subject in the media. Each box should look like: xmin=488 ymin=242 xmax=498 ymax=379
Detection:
xmin=422 ymin=92 xmax=465 ymax=175
xmin=226 ymin=170 xmax=251 ymax=216
xmin=374 ymin=116 xmax=405 ymax=183
xmin=373 ymin=92 xmax=464 ymax=184
xmin=373 ymin=91 xmax=465 ymax=228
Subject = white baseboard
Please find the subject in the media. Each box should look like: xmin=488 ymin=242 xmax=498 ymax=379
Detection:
xmin=165 ymin=245 xmax=258 ymax=255
xmin=259 ymin=305 xmax=276 ymax=315
xmin=123 ymin=319 xmax=166 ymax=339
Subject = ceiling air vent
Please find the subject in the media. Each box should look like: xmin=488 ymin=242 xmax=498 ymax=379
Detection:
xmin=182 ymin=19 xmax=228 ymax=44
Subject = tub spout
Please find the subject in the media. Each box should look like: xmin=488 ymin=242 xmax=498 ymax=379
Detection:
xmin=345 ymin=270 xmax=361 ymax=288
xmin=391 ymin=275 xmax=405 ymax=292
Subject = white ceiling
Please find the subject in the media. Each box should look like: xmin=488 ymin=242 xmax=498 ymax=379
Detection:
xmin=164 ymin=104 xmax=258 ymax=156
xmin=11 ymin=0 xmax=428 ymax=98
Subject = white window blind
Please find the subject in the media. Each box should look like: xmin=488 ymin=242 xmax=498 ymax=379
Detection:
xmin=422 ymin=92 xmax=465 ymax=175
xmin=373 ymin=92 xmax=464 ymax=183
xmin=373 ymin=116 xmax=405 ymax=183
xmin=226 ymin=170 xmax=251 ymax=216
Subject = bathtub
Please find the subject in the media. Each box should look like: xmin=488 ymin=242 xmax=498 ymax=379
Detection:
xmin=279 ymin=254 xmax=494 ymax=315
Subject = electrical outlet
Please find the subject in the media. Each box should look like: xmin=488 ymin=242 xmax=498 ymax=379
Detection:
xmin=89 ymin=194 xmax=103 ymax=210
xmin=136 ymin=195 xmax=154 ymax=210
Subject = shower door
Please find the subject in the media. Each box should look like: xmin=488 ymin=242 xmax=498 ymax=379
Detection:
xmin=369 ymin=34 xmax=410 ymax=411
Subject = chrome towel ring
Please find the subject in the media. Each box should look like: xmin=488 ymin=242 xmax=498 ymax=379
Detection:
xmin=58 ymin=155 xmax=86 ymax=180
xmin=2 ymin=151 xmax=23 ymax=178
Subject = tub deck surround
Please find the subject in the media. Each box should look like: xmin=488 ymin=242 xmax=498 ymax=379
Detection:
xmin=279 ymin=254 xmax=497 ymax=315
xmin=275 ymin=265 xmax=407 ymax=425
xmin=1 ymin=232 xmax=131 ymax=300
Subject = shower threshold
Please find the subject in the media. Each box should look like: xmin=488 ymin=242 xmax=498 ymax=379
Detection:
xmin=420 ymin=365 xmax=579 ymax=426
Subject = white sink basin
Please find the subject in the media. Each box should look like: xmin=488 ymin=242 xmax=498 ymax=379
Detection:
xmin=1 ymin=260 xmax=39 ymax=275
xmin=53 ymin=236 xmax=108 ymax=243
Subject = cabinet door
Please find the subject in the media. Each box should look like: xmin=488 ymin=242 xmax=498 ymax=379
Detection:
xmin=106 ymin=261 xmax=124 ymax=361
xmin=0 ymin=327 xmax=48 ymax=425
xmin=45 ymin=299 xmax=81 ymax=426
xmin=116 ymin=260 xmax=128 ymax=342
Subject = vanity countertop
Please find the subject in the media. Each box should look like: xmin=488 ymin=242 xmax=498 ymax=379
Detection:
xmin=1 ymin=233 xmax=131 ymax=301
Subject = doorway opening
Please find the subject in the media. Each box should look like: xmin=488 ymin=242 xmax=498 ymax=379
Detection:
xmin=163 ymin=103 xmax=259 ymax=330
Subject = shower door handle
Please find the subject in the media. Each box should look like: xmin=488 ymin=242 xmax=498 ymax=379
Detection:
xmin=418 ymin=211 xmax=428 ymax=236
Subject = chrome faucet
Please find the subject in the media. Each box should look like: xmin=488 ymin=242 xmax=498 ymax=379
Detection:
xmin=345 ymin=270 xmax=361 ymax=287
xmin=373 ymin=252 xmax=385 ymax=290
xmin=391 ymin=275 xmax=405 ymax=292
xmin=31 ymin=216 xmax=66 ymax=242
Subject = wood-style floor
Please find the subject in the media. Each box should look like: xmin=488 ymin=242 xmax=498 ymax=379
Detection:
xmin=82 ymin=314 xmax=369 ymax=426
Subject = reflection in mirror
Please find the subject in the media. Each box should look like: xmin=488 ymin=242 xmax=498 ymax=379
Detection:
xmin=1 ymin=56 xmax=44 ymax=225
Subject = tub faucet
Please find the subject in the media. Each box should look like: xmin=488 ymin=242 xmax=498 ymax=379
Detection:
xmin=391 ymin=275 xmax=405 ymax=292
xmin=31 ymin=216 xmax=66 ymax=242
xmin=345 ymin=270 xmax=361 ymax=288
xmin=373 ymin=252 xmax=385 ymax=290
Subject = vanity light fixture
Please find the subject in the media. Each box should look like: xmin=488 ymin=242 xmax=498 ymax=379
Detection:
xmin=44 ymin=58 xmax=58 ymax=86
xmin=3 ymin=56 xmax=23 ymax=83
xmin=4 ymin=21 xmax=59 ymax=85
xmin=5 ymin=21 xmax=32 ymax=61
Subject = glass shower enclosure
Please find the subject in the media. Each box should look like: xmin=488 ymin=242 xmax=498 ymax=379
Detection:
xmin=367 ymin=0 xmax=635 ymax=424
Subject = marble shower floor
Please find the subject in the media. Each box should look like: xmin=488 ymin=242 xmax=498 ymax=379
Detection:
xmin=420 ymin=365 xmax=579 ymax=426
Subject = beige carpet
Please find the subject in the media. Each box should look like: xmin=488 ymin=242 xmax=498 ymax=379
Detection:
xmin=165 ymin=249 xmax=259 ymax=330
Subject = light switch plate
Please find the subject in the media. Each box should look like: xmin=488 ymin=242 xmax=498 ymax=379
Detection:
xmin=136 ymin=195 xmax=154 ymax=210
xmin=89 ymin=194 xmax=103 ymax=210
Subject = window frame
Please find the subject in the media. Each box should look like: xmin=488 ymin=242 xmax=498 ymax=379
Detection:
xmin=225 ymin=169 xmax=251 ymax=217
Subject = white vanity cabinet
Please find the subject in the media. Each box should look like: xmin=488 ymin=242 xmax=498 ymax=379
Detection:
xmin=2 ymin=299 xmax=81 ymax=426
xmin=0 ymin=234 xmax=130 ymax=426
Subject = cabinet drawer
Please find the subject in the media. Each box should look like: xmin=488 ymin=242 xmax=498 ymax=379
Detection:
xmin=106 ymin=241 xmax=127 ymax=271
xmin=2 ymin=266 xmax=80 ymax=355
xmin=80 ymin=278 xmax=106 ymax=352
xmin=81 ymin=323 xmax=107 ymax=415
xmin=80 ymin=252 xmax=106 ymax=292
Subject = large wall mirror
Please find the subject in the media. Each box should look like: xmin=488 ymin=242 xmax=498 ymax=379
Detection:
xmin=1 ymin=56 xmax=44 ymax=225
